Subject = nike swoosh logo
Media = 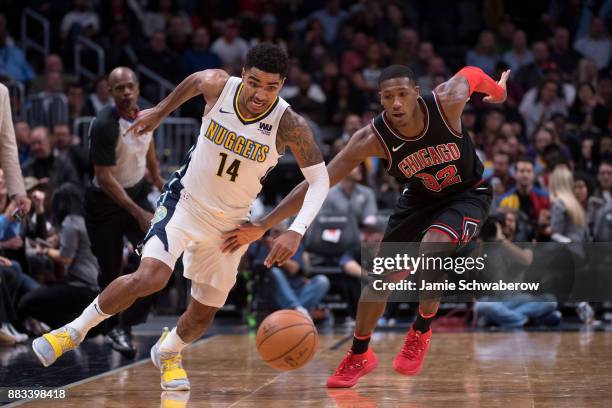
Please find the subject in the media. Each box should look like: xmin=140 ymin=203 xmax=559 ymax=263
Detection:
xmin=219 ymin=108 xmax=233 ymax=114
xmin=392 ymin=143 xmax=405 ymax=152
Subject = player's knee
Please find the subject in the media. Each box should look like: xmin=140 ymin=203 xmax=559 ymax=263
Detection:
xmin=186 ymin=303 xmax=219 ymax=325
xmin=420 ymin=229 xmax=457 ymax=257
xmin=130 ymin=264 xmax=171 ymax=296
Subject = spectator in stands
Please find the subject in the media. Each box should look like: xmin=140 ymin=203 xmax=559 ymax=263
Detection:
xmin=574 ymin=17 xmax=611 ymax=70
xmin=82 ymin=76 xmax=114 ymax=116
xmin=476 ymin=109 xmax=504 ymax=157
xmin=500 ymin=157 xmax=550 ymax=220
xmin=595 ymin=159 xmax=612 ymax=203
xmin=18 ymin=183 xmax=100 ymax=332
xmin=550 ymin=27 xmax=583 ymax=78
xmin=139 ymin=31 xmax=173 ymax=83
xmin=466 ymin=30 xmax=500 ymax=76
xmin=142 ymin=0 xmax=190 ymax=38
xmin=391 ymin=28 xmax=419 ymax=66
xmin=0 ymin=258 xmax=33 ymax=344
xmin=180 ymin=27 xmax=222 ymax=78
xmin=30 ymin=54 xmax=76 ymax=95
xmin=514 ymin=41 xmax=551 ymax=94
xmin=299 ymin=0 xmax=349 ymax=44
xmin=211 ymin=19 xmax=249 ymax=71
xmin=21 ymin=178 xmax=52 ymax=282
xmin=487 ymin=151 xmax=515 ymax=206
xmin=326 ymin=76 xmax=366 ymax=128
xmin=287 ymin=72 xmax=326 ymax=124
xmin=0 ymin=14 xmax=35 ymax=83
xmin=249 ymin=223 xmax=329 ymax=319
xmin=575 ymin=135 xmax=597 ymax=176
xmin=60 ymin=0 xmax=100 ymax=40
xmin=67 ymin=82 xmax=85 ymax=125
xmin=502 ymin=30 xmax=533 ymax=77
xmin=568 ymin=82 xmax=610 ymax=134
xmin=549 ymin=166 xmax=588 ymax=243
xmin=13 ymin=119 xmax=31 ymax=165
xmin=340 ymin=32 xmax=369 ymax=77
xmin=574 ymin=172 xmax=594 ymax=212
xmin=166 ymin=15 xmax=189 ymax=57
xmin=23 ymin=126 xmax=79 ymax=189
xmin=528 ymin=127 xmax=556 ymax=174
xmin=0 ymin=169 xmax=23 ymax=255
xmin=519 ymin=80 xmax=568 ymax=137
xmin=321 ymin=165 xmax=378 ymax=225
xmin=410 ymin=41 xmax=435 ymax=78
xmin=417 ymin=56 xmax=449 ymax=95
xmin=339 ymin=215 xmax=386 ymax=322
xmin=475 ymin=216 xmax=560 ymax=328
xmin=52 ymin=123 xmax=89 ymax=185
xmin=250 ymin=14 xmax=287 ymax=51
xmin=353 ymin=42 xmax=385 ymax=101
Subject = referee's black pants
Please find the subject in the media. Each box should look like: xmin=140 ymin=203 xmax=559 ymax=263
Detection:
xmin=85 ymin=180 xmax=157 ymax=332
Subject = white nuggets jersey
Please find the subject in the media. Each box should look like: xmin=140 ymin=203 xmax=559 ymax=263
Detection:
xmin=171 ymin=76 xmax=289 ymax=217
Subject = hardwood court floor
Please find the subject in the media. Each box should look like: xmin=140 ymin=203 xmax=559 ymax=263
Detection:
xmin=11 ymin=330 xmax=612 ymax=408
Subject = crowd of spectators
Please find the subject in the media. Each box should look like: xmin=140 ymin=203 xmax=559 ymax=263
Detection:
xmin=0 ymin=0 xmax=611 ymax=344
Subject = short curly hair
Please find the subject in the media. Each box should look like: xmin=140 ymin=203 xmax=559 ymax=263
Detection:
xmin=245 ymin=43 xmax=288 ymax=78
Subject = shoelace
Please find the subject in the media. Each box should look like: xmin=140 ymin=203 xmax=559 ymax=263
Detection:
xmin=54 ymin=329 xmax=76 ymax=353
xmin=161 ymin=353 xmax=183 ymax=372
xmin=401 ymin=332 xmax=426 ymax=359
xmin=335 ymin=351 xmax=365 ymax=375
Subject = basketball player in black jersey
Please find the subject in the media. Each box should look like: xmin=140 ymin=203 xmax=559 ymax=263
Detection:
xmin=222 ymin=64 xmax=509 ymax=387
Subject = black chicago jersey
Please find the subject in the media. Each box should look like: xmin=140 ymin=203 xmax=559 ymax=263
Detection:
xmin=373 ymin=92 xmax=492 ymax=243
xmin=371 ymin=92 xmax=483 ymax=197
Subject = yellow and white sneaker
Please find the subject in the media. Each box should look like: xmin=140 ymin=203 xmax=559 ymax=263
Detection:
xmin=32 ymin=326 xmax=83 ymax=367
xmin=151 ymin=327 xmax=190 ymax=391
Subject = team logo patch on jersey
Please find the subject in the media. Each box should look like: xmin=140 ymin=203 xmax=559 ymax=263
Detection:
xmin=258 ymin=122 xmax=273 ymax=135
xmin=151 ymin=206 xmax=168 ymax=225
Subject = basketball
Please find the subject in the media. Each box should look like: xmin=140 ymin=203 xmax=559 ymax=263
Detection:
xmin=256 ymin=309 xmax=318 ymax=371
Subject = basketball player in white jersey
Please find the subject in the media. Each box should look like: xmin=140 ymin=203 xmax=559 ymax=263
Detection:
xmin=32 ymin=44 xmax=329 ymax=391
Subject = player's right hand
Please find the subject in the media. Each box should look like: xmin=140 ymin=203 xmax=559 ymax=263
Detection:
xmin=126 ymin=108 xmax=163 ymax=136
xmin=221 ymin=222 xmax=267 ymax=253
xmin=264 ymin=230 xmax=302 ymax=268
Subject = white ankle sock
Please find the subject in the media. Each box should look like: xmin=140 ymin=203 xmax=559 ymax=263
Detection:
xmin=69 ymin=296 xmax=111 ymax=337
xmin=160 ymin=327 xmax=188 ymax=353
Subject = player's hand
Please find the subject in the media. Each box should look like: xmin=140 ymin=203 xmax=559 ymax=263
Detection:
xmin=13 ymin=193 xmax=31 ymax=215
xmin=483 ymin=70 xmax=510 ymax=104
xmin=126 ymin=108 xmax=164 ymax=136
xmin=137 ymin=210 xmax=154 ymax=232
xmin=0 ymin=256 xmax=11 ymax=267
xmin=264 ymin=230 xmax=302 ymax=268
xmin=221 ymin=222 xmax=267 ymax=253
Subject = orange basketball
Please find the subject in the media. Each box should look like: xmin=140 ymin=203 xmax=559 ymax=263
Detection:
xmin=256 ymin=309 xmax=318 ymax=371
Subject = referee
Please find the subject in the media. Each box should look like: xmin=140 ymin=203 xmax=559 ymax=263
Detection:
xmin=86 ymin=67 xmax=164 ymax=358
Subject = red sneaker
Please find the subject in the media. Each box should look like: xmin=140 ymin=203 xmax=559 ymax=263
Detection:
xmin=326 ymin=347 xmax=378 ymax=388
xmin=393 ymin=326 xmax=431 ymax=375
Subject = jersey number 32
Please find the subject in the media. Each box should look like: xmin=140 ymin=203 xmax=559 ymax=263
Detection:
xmin=415 ymin=164 xmax=461 ymax=192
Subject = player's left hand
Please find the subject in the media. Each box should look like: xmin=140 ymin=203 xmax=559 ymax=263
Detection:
xmin=126 ymin=108 xmax=164 ymax=136
xmin=221 ymin=222 xmax=267 ymax=253
xmin=483 ymin=69 xmax=510 ymax=104
xmin=264 ymin=230 xmax=302 ymax=268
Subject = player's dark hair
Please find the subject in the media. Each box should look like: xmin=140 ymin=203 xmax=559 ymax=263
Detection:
xmin=378 ymin=65 xmax=416 ymax=87
xmin=245 ymin=43 xmax=288 ymax=77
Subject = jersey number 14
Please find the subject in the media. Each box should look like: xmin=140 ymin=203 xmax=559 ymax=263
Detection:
xmin=216 ymin=152 xmax=241 ymax=182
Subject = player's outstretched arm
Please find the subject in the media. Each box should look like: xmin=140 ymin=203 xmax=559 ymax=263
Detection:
xmin=435 ymin=67 xmax=510 ymax=127
xmin=221 ymin=125 xmax=385 ymax=266
xmin=126 ymin=69 xmax=229 ymax=135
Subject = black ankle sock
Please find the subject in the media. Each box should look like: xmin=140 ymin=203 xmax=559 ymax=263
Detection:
xmin=413 ymin=313 xmax=434 ymax=333
xmin=351 ymin=335 xmax=371 ymax=354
